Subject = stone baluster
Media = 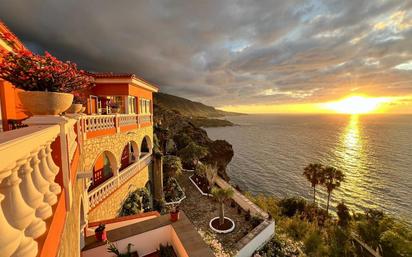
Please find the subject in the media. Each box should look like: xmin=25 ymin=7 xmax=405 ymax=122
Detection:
xmin=38 ymin=145 xmax=61 ymax=196
xmin=45 ymin=144 xmax=60 ymax=177
xmin=31 ymin=149 xmax=57 ymax=206
xmin=0 ymin=165 xmax=46 ymax=239
xmin=18 ymin=157 xmax=52 ymax=220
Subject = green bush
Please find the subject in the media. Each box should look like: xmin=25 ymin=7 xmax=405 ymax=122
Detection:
xmin=304 ymin=229 xmax=326 ymax=257
xmin=285 ymin=216 xmax=312 ymax=241
xmin=279 ymin=197 xmax=306 ymax=217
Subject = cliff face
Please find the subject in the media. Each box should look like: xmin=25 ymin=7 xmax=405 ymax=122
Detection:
xmin=154 ymin=104 xmax=233 ymax=180
xmin=154 ymin=92 xmax=241 ymax=118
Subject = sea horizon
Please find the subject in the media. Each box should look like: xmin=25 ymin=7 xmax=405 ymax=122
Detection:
xmin=206 ymin=114 xmax=412 ymax=223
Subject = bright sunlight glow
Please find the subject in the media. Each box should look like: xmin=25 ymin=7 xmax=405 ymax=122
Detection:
xmin=322 ymin=96 xmax=392 ymax=114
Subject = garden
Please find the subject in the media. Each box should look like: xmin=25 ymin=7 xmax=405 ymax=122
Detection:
xmin=250 ymin=162 xmax=412 ymax=257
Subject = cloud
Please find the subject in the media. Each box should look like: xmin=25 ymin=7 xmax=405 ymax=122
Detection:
xmin=1 ymin=0 xmax=412 ymax=108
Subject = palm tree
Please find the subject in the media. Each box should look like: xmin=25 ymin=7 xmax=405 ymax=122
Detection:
xmin=303 ymin=163 xmax=324 ymax=204
xmin=322 ymin=166 xmax=345 ymax=214
xmin=211 ymin=187 xmax=234 ymax=226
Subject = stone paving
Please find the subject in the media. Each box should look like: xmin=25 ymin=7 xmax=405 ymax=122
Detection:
xmin=176 ymin=172 xmax=256 ymax=253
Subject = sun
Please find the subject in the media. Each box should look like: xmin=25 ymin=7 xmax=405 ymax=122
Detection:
xmin=322 ymin=96 xmax=392 ymax=114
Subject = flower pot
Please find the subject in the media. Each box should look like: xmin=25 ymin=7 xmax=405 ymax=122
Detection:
xmin=170 ymin=211 xmax=180 ymax=222
xmin=80 ymin=107 xmax=86 ymax=113
xmin=66 ymin=103 xmax=83 ymax=113
xmin=95 ymin=229 xmax=107 ymax=242
xmin=19 ymin=91 xmax=73 ymax=115
xmin=111 ymin=107 xmax=120 ymax=113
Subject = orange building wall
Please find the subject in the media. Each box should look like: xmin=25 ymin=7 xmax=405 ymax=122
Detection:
xmin=0 ymin=80 xmax=29 ymax=130
xmin=91 ymin=83 xmax=129 ymax=96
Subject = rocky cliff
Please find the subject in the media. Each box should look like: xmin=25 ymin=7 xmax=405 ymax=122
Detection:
xmin=153 ymin=104 xmax=234 ymax=180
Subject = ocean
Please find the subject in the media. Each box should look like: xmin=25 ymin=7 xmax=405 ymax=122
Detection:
xmin=205 ymin=114 xmax=412 ymax=222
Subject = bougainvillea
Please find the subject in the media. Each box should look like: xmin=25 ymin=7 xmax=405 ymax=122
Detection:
xmin=0 ymin=49 xmax=93 ymax=92
xmin=0 ymin=32 xmax=16 ymax=48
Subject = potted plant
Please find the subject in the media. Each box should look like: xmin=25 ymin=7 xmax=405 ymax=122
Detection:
xmin=0 ymin=50 xmax=92 ymax=115
xmin=67 ymin=94 xmax=85 ymax=113
xmin=170 ymin=205 xmax=180 ymax=222
xmin=110 ymin=102 xmax=121 ymax=113
xmin=107 ymin=242 xmax=139 ymax=257
xmin=95 ymin=223 xmax=107 ymax=242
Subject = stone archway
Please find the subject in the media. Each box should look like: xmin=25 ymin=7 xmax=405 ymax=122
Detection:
xmin=140 ymin=135 xmax=152 ymax=157
xmin=119 ymin=140 xmax=139 ymax=171
xmin=89 ymin=150 xmax=118 ymax=191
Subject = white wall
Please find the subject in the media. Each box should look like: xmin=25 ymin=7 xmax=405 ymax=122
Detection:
xmin=235 ymin=221 xmax=275 ymax=257
xmin=82 ymin=225 xmax=173 ymax=257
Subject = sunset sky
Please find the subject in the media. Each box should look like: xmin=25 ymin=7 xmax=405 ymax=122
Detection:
xmin=1 ymin=0 xmax=412 ymax=113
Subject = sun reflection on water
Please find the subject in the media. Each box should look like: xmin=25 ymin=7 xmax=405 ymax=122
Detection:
xmin=333 ymin=115 xmax=371 ymax=211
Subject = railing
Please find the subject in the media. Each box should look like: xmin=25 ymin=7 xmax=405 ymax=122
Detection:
xmin=79 ymin=113 xmax=152 ymax=138
xmin=118 ymin=161 xmax=141 ymax=185
xmin=0 ymin=125 xmax=62 ymax=257
xmin=88 ymin=154 xmax=152 ymax=209
xmin=138 ymin=114 xmax=152 ymax=124
xmin=80 ymin=115 xmax=116 ymax=133
xmin=118 ymin=114 xmax=138 ymax=127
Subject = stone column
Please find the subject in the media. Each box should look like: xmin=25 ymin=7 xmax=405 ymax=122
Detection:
xmin=153 ymin=154 xmax=163 ymax=201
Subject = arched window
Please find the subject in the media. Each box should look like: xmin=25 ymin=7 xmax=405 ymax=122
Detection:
xmin=140 ymin=136 xmax=152 ymax=158
xmin=89 ymin=151 xmax=115 ymax=190
xmin=120 ymin=141 xmax=138 ymax=171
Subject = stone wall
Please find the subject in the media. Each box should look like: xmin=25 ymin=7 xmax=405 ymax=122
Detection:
xmin=80 ymin=126 xmax=153 ymax=172
xmin=88 ymin=166 xmax=150 ymax=222
xmin=57 ymin=179 xmax=86 ymax=257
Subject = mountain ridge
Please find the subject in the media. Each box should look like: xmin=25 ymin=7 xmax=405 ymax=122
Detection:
xmin=153 ymin=92 xmax=241 ymax=118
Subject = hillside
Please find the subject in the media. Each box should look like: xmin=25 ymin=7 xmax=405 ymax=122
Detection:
xmin=154 ymin=92 xmax=240 ymax=118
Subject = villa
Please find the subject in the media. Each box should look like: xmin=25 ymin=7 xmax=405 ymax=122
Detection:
xmin=0 ymin=21 xmax=274 ymax=257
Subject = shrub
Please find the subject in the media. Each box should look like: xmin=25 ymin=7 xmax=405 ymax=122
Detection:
xmin=285 ymin=216 xmax=312 ymax=241
xmin=279 ymin=197 xmax=306 ymax=217
xmin=163 ymin=155 xmax=182 ymax=178
xmin=158 ymin=243 xmax=176 ymax=257
xmin=304 ymin=229 xmax=327 ymax=257
xmin=336 ymin=201 xmax=351 ymax=227
xmin=0 ymin=50 xmax=92 ymax=92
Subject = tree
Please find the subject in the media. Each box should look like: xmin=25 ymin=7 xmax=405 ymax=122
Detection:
xmin=178 ymin=142 xmax=208 ymax=168
xmin=205 ymin=164 xmax=218 ymax=188
xmin=336 ymin=201 xmax=351 ymax=227
xmin=303 ymin=163 xmax=324 ymax=204
xmin=163 ymin=155 xmax=182 ymax=178
xmin=211 ymin=187 xmax=234 ymax=226
xmin=321 ymin=166 xmax=345 ymax=214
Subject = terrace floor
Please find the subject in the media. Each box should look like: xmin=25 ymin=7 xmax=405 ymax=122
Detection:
xmin=175 ymin=172 xmax=256 ymax=254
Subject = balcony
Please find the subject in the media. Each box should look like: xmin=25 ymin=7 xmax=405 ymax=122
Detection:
xmin=82 ymin=211 xmax=215 ymax=257
xmin=88 ymin=153 xmax=152 ymax=209
xmin=0 ymin=117 xmax=79 ymax=257
xmin=79 ymin=113 xmax=152 ymax=139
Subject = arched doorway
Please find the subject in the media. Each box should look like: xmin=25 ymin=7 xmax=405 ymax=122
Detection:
xmin=120 ymin=141 xmax=139 ymax=171
xmin=89 ymin=151 xmax=116 ymax=190
xmin=140 ymin=136 xmax=152 ymax=158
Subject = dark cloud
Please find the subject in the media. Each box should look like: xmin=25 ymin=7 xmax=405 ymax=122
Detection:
xmin=1 ymin=0 xmax=411 ymax=107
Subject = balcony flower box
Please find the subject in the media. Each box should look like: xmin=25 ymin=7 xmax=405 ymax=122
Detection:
xmin=0 ymin=50 xmax=92 ymax=115
xmin=94 ymin=224 xmax=107 ymax=242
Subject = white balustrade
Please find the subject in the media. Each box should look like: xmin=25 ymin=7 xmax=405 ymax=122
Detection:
xmin=118 ymin=161 xmax=140 ymax=185
xmin=88 ymin=154 xmax=152 ymax=208
xmin=0 ymin=124 xmax=63 ymax=257
xmin=66 ymin=119 xmax=78 ymax=162
xmin=138 ymin=114 xmax=152 ymax=124
xmin=81 ymin=115 xmax=116 ymax=132
xmin=88 ymin=176 xmax=118 ymax=209
xmin=118 ymin=114 xmax=138 ymax=127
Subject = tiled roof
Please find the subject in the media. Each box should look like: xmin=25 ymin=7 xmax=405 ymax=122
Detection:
xmin=89 ymin=72 xmax=159 ymax=90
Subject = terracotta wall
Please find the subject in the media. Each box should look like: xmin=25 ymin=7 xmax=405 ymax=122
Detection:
xmin=0 ymin=80 xmax=29 ymax=130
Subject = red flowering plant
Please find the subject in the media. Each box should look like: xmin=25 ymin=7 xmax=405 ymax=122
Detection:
xmin=0 ymin=50 xmax=93 ymax=92
xmin=0 ymin=32 xmax=16 ymax=48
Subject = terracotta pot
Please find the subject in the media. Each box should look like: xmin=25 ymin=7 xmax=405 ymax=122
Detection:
xmin=66 ymin=104 xmax=83 ymax=113
xmin=80 ymin=107 xmax=86 ymax=113
xmin=111 ymin=107 xmax=120 ymax=113
xmin=19 ymin=91 xmax=73 ymax=115
xmin=170 ymin=211 xmax=180 ymax=222
xmin=95 ymin=230 xmax=107 ymax=242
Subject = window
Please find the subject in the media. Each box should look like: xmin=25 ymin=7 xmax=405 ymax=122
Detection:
xmin=139 ymin=98 xmax=151 ymax=114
